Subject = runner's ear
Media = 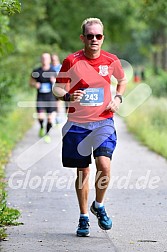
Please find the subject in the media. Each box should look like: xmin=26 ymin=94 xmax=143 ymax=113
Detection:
xmin=80 ymin=34 xmax=85 ymax=43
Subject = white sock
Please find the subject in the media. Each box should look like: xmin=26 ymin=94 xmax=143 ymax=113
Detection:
xmin=95 ymin=200 xmax=104 ymax=209
xmin=80 ymin=213 xmax=89 ymax=218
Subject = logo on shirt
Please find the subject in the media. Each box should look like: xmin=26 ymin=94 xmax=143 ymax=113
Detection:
xmin=98 ymin=65 xmax=109 ymax=76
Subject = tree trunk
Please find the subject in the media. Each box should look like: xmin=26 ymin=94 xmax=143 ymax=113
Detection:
xmin=161 ymin=30 xmax=167 ymax=71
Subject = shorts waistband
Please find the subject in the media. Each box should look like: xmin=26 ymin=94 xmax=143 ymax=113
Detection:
xmin=66 ymin=118 xmax=114 ymax=130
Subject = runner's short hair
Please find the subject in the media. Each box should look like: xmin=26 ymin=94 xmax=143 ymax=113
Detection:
xmin=81 ymin=18 xmax=104 ymax=35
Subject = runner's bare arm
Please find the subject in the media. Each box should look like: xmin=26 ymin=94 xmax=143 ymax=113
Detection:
xmin=52 ymin=82 xmax=67 ymax=100
xmin=52 ymin=82 xmax=85 ymax=102
xmin=106 ymin=77 xmax=127 ymax=112
xmin=115 ymin=77 xmax=127 ymax=96
xmin=29 ymin=77 xmax=40 ymax=89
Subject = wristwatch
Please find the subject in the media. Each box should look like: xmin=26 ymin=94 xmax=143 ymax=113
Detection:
xmin=114 ymin=94 xmax=123 ymax=103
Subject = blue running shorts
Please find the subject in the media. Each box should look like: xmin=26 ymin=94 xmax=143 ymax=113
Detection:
xmin=62 ymin=118 xmax=117 ymax=168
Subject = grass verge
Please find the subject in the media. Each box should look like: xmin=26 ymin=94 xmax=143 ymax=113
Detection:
xmin=124 ymin=96 xmax=167 ymax=159
xmin=0 ymin=99 xmax=34 ymax=240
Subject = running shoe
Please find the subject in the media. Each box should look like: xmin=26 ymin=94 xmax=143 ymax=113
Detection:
xmin=76 ymin=216 xmax=90 ymax=237
xmin=44 ymin=134 xmax=51 ymax=143
xmin=90 ymin=201 xmax=112 ymax=230
xmin=39 ymin=128 xmax=45 ymax=137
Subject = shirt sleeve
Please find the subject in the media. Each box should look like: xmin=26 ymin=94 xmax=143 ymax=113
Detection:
xmin=31 ymin=68 xmax=39 ymax=81
xmin=56 ymin=58 xmax=71 ymax=84
xmin=112 ymin=58 xmax=125 ymax=80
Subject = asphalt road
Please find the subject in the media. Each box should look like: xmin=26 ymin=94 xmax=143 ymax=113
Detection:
xmin=1 ymin=115 xmax=167 ymax=252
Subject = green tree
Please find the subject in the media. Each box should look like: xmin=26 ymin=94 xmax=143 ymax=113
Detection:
xmin=0 ymin=0 xmax=21 ymax=57
xmin=139 ymin=0 xmax=167 ymax=72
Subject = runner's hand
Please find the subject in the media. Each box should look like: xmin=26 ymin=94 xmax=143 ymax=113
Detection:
xmin=70 ymin=90 xmax=86 ymax=102
xmin=35 ymin=82 xmax=41 ymax=89
xmin=105 ymin=97 xmax=121 ymax=112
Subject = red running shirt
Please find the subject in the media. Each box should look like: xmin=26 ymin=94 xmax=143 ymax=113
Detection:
xmin=56 ymin=50 xmax=125 ymax=123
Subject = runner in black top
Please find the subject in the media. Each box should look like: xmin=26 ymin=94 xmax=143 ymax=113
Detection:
xmin=30 ymin=53 xmax=57 ymax=143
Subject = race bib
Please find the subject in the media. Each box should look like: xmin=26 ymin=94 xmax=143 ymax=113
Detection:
xmin=80 ymin=88 xmax=104 ymax=106
xmin=39 ymin=83 xmax=51 ymax=93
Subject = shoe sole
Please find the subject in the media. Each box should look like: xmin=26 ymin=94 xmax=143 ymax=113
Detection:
xmin=76 ymin=232 xmax=90 ymax=237
xmin=39 ymin=133 xmax=45 ymax=137
xmin=90 ymin=205 xmax=112 ymax=230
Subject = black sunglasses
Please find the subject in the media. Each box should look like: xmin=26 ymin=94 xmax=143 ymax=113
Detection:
xmin=84 ymin=34 xmax=103 ymax=40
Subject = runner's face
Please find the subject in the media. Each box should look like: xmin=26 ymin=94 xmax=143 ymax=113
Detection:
xmin=82 ymin=24 xmax=104 ymax=53
xmin=41 ymin=53 xmax=51 ymax=66
xmin=51 ymin=55 xmax=59 ymax=65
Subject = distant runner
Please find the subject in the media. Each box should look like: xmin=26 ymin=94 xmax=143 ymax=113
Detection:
xmin=30 ymin=53 xmax=56 ymax=143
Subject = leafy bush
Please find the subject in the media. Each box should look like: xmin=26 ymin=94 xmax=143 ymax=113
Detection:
xmin=147 ymin=70 xmax=167 ymax=97
xmin=0 ymin=191 xmax=21 ymax=226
